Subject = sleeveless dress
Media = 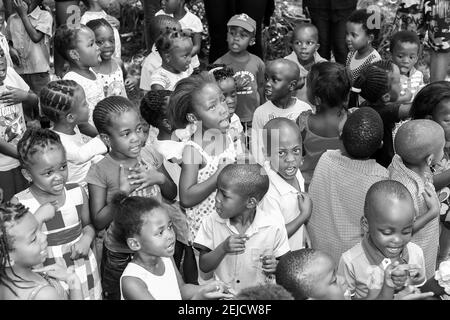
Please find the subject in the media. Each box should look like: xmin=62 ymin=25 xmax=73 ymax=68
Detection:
xmin=28 ymin=273 xmax=68 ymax=300
xmin=120 ymin=258 xmax=181 ymax=300
xmin=15 ymin=184 xmax=102 ymax=300
xmin=94 ymin=60 xmax=127 ymax=98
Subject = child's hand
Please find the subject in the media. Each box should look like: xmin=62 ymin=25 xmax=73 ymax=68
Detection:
xmin=124 ymin=77 xmax=137 ymax=91
xmin=0 ymin=86 xmax=28 ymax=106
xmin=127 ymin=164 xmax=165 ymax=192
xmin=192 ymin=281 xmax=235 ymax=300
xmin=222 ymin=234 xmax=248 ymax=254
xmin=70 ymin=237 xmax=91 ymax=260
xmin=395 ymin=285 xmax=434 ymax=300
xmin=13 ymin=0 xmax=28 ymax=17
xmin=119 ymin=164 xmax=137 ymax=195
xmin=297 ymin=192 xmax=312 ymax=221
xmin=34 ymin=202 xmax=57 ymax=224
xmin=33 ymin=264 xmax=82 ymax=290
xmin=234 ymin=75 xmax=250 ymax=91
xmin=261 ymin=255 xmax=277 ymax=273
xmin=9 ymin=47 xmax=21 ymax=67
xmin=423 ymin=183 xmax=440 ymax=218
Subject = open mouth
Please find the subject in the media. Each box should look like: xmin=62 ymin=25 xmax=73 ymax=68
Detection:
xmin=284 ymin=167 xmax=297 ymax=176
xmin=219 ymin=118 xmax=230 ymax=129
xmin=386 ymin=247 xmax=402 ymax=255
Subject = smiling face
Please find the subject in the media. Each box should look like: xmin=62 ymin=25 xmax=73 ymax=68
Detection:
xmin=308 ymin=254 xmax=345 ymax=300
xmin=192 ymin=83 xmax=230 ymax=133
xmin=217 ymin=77 xmax=237 ymax=117
xmin=8 ymin=212 xmax=48 ymax=268
xmin=135 ymin=208 xmax=176 ymax=257
xmin=105 ymin=109 xmax=144 ymax=160
xmin=215 ymin=178 xmax=248 ymax=220
xmin=366 ymin=195 xmax=415 ymax=259
xmin=346 ymin=22 xmax=371 ymax=52
xmin=74 ymin=27 xmax=101 ymax=67
xmin=25 ymin=145 xmax=68 ymax=196
xmin=292 ymin=26 xmax=319 ymax=64
xmin=93 ymin=25 xmax=115 ymax=62
xmin=391 ymin=41 xmax=419 ymax=76
xmin=265 ymin=61 xmax=295 ymax=102
xmin=227 ymin=26 xmax=253 ymax=54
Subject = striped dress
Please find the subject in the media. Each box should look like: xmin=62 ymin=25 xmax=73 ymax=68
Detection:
xmin=15 ymin=184 xmax=102 ymax=300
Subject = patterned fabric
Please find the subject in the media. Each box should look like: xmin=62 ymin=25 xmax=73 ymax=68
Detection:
xmin=184 ymin=138 xmax=237 ymax=244
xmin=346 ymin=49 xmax=382 ymax=82
xmin=28 ymin=273 xmax=68 ymax=300
xmin=15 ymin=184 xmax=102 ymax=300
xmin=308 ymin=150 xmax=389 ymax=263
xmin=389 ymin=154 xmax=440 ymax=279
xmin=399 ymin=67 xmax=425 ymax=102
xmin=94 ymin=60 xmax=127 ymax=98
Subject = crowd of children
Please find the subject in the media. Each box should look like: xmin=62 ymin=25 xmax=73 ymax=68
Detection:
xmin=1 ymin=0 xmax=450 ymax=301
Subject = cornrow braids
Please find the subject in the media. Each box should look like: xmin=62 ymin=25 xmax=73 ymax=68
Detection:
xmin=155 ymin=29 xmax=192 ymax=55
xmin=149 ymin=15 xmax=180 ymax=42
xmin=40 ymin=80 xmax=81 ymax=123
xmin=140 ymin=90 xmax=172 ymax=128
xmin=207 ymin=64 xmax=235 ymax=83
xmin=349 ymin=65 xmax=389 ymax=108
xmin=86 ymin=18 xmax=113 ymax=34
xmin=93 ymin=96 xmax=136 ymax=134
xmin=0 ymin=202 xmax=34 ymax=297
xmin=17 ymin=128 xmax=64 ymax=168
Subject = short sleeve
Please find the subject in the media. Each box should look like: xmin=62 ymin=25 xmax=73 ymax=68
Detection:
xmin=260 ymin=192 xmax=284 ymax=222
xmin=337 ymin=254 xmax=356 ymax=297
xmin=34 ymin=11 xmax=53 ymax=37
xmin=6 ymin=67 xmax=30 ymax=92
xmin=85 ymin=162 xmax=107 ymax=188
xmin=296 ymin=110 xmax=312 ymax=132
xmin=193 ymin=215 xmax=214 ymax=251
xmin=149 ymin=70 xmax=169 ymax=89
xmin=256 ymin=58 xmax=266 ymax=89
xmin=272 ymin=224 xmax=290 ymax=258
xmin=186 ymin=13 xmax=203 ymax=33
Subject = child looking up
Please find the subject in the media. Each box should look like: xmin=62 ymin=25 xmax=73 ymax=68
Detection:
xmin=80 ymin=0 xmax=121 ymax=60
xmin=296 ymin=61 xmax=351 ymax=188
xmin=194 ymin=164 xmax=290 ymax=293
xmin=389 ymin=120 xmax=443 ymax=279
xmin=87 ymin=96 xmax=177 ymax=299
xmin=390 ymin=31 xmax=424 ymax=103
xmin=114 ymin=193 xmax=232 ymax=300
xmin=149 ymin=29 xmax=193 ymax=91
xmin=167 ymin=72 xmax=238 ymax=283
xmin=54 ymin=24 xmax=103 ymax=136
xmin=252 ymin=58 xmax=311 ymax=165
xmin=338 ymin=180 xmax=428 ymax=300
xmin=40 ymin=80 xmax=107 ymax=190
xmin=260 ymin=118 xmax=312 ymax=251
xmin=308 ymin=107 xmax=388 ymax=263
xmin=214 ymin=14 xmax=265 ymax=142
xmin=284 ymin=23 xmax=326 ymax=103
xmin=14 ymin=128 xmax=102 ymax=300
xmin=7 ymin=0 xmax=53 ymax=97
xmin=345 ymin=9 xmax=382 ymax=82
xmin=86 ymin=19 xmax=127 ymax=98
xmin=0 ymin=201 xmax=83 ymax=300
xmin=156 ymin=0 xmax=203 ymax=71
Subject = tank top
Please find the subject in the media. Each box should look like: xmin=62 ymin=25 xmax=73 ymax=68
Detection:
xmin=120 ymin=257 xmax=181 ymax=300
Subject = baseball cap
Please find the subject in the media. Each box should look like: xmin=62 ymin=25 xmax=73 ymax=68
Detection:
xmin=227 ymin=13 xmax=256 ymax=33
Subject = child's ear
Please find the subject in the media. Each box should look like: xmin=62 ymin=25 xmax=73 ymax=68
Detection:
xmin=381 ymin=92 xmax=391 ymax=103
xmin=289 ymin=79 xmax=298 ymax=92
xmin=186 ymin=112 xmax=197 ymax=123
xmin=313 ymin=96 xmax=321 ymax=106
xmin=21 ymin=168 xmax=32 ymax=183
xmin=161 ymin=118 xmax=172 ymax=131
xmin=249 ymin=36 xmax=256 ymax=46
xmin=99 ymin=133 xmax=110 ymax=149
xmin=126 ymin=237 xmax=141 ymax=251
xmin=163 ymin=51 xmax=171 ymax=63
xmin=65 ymin=113 xmax=76 ymax=124
xmin=368 ymin=33 xmax=374 ymax=45
xmin=315 ymin=43 xmax=320 ymax=52
xmin=246 ymin=196 xmax=258 ymax=209
xmin=361 ymin=216 xmax=369 ymax=233
xmin=68 ymin=49 xmax=80 ymax=62
xmin=378 ymin=140 xmax=384 ymax=150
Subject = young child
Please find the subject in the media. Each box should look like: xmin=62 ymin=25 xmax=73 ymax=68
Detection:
xmin=389 ymin=120 xmax=443 ymax=279
xmin=296 ymin=61 xmax=351 ymax=188
xmin=0 ymin=201 xmax=84 ymax=300
xmin=0 ymin=45 xmax=39 ymax=202
xmin=214 ymin=14 xmax=265 ymax=141
xmin=345 ymin=9 xmax=382 ymax=82
xmin=167 ymin=72 xmax=239 ymax=283
xmin=87 ymin=96 xmax=177 ymax=300
xmin=86 ymin=19 xmax=127 ymax=98
xmin=252 ymin=58 xmax=311 ymax=165
xmin=149 ymin=29 xmax=194 ymax=91
xmin=156 ymin=0 xmax=203 ymax=71
xmin=284 ymin=23 xmax=326 ymax=103
xmin=208 ymin=64 xmax=245 ymax=156
xmin=259 ymin=118 xmax=312 ymax=251
xmin=40 ymin=80 xmax=107 ymax=190
xmin=54 ymin=24 xmax=104 ymax=134
xmin=390 ymin=31 xmax=424 ymax=104
xmin=14 ymin=128 xmax=102 ymax=300
xmin=350 ymin=60 xmax=405 ymax=168
xmin=276 ymin=248 xmax=346 ymax=300
xmin=7 ymin=0 xmax=53 ymax=97
xmin=308 ymin=107 xmax=389 ymax=263
xmin=194 ymin=163 xmax=290 ymax=293
xmin=234 ymin=283 xmax=294 ymax=300
xmin=113 ymin=193 xmax=232 ymax=300
xmin=80 ymin=0 xmax=121 ymax=60
xmin=338 ymin=180 xmax=428 ymax=299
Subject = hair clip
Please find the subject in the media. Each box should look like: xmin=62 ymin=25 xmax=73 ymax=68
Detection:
xmin=351 ymin=87 xmax=361 ymax=93
xmin=208 ymin=66 xmax=224 ymax=74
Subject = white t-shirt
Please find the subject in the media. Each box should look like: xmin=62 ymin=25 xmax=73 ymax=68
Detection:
xmin=155 ymin=9 xmax=203 ymax=68
xmin=0 ymin=67 xmax=30 ymax=171
xmin=80 ymin=11 xmax=121 ymax=60
xmin=148 ymin=66 xmax=192 ymax=91
xmin=54 ymin=126 xmax=107 ymax=188
xmin=251 ymin=98 xmax=311 ymax=165
xmin=63 ymin=71 xmax=105 ymax=126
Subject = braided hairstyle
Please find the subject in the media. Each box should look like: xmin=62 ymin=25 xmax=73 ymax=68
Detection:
xmin=40 ymin=80 xmax=83 ymax=123
xmin=149 ymin=15 xmax=181 ymax=44
xmin=93 ymin=96 xmax=137 ymax=134
xmin=155 ymin=29 xmax=192 ymax=56
xmin=86 ymin=18 xmax=113 ymax=34
xmin=206 ymin=64 xmax=235 ymax=83
xmin=17 ymin=128 xmax=64 ymax=169
xmin=54 ymin=24 xmax=89 ymax=62
xmin=140 ymin=90 xmax=172 ymax=130
xmin=0 ymin=202 xmax=34 ymax=297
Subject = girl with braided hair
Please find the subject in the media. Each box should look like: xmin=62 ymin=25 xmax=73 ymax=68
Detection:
xmin=40 ymin=80 xmax=108 ymax=190
xmin=12 ymin=128 xmax=102 ymax=299
xmin=86 ymin=95 xmax=176 ymax=299
xmin=0 ymin=201 xmax=83 ymax=300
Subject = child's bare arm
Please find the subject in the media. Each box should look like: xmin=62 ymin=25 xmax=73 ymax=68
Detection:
xmin=0 ymin=140 xmax=19 ymax=158
xmin=413 ymin=184 xmax=440 ymax=234
xmin=191 ymin=32 xmax=201 ymax=57
xmin=13 ymin=0 xmax=45 ymax=43
xmin=78 ymin=123 xmax=99 ymax=138
xmin=88 ymin=184 xmax=113 ymax=231
xmin=121 ymin=276 xmax=155 ymax=300
xmin=70 ymin=188 xmax=95 ymax=260
xmin=285 ymin=192 xmax=312 ymax=237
